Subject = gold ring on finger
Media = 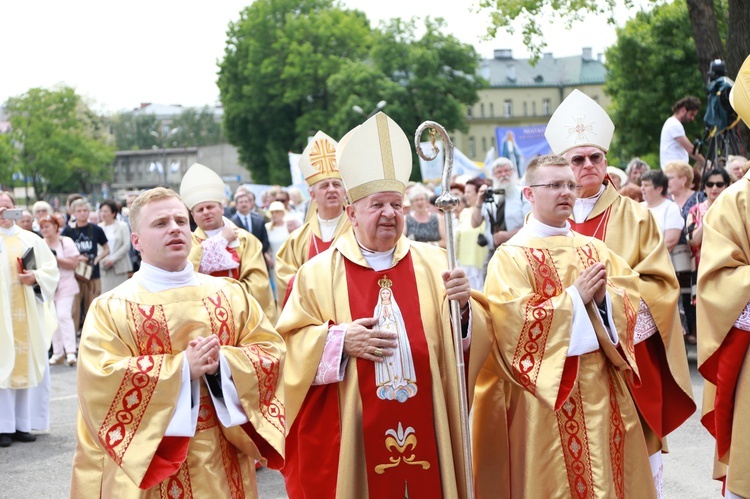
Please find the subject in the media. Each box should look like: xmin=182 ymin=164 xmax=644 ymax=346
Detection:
xmin=374 ymin=347 xmax=383 ymax=357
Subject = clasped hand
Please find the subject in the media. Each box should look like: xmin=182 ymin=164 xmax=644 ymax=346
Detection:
xmin=573 ymin=262 xmax=607 ymax=306
xmin=343 ymin=318 xmax=398 ymax=363
xmin=186 ymin=334 xmax=220 ymax=379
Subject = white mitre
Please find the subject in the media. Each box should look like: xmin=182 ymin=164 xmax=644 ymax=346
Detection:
xmin=336 ymin=112 xmax=412 ymax=203
xmin=545 ymin=89 xmax=615 ymax=155
xmin=730 ymin=54 xmax=750 ymax=127
xmin=299 ymin=131 xmax=340 ymax=187
xmin=179 ymin=163 xmax=225 ymax=211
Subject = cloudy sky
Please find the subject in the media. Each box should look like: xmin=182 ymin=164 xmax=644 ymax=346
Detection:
xmin=0 ymin=0 xmax=628 ymax=114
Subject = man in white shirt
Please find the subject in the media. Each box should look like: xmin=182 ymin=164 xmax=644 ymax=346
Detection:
xmin=660 ymin=96 xmax=705 ymax=168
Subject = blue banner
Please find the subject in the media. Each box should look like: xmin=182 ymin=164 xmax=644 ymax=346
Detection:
xmin=495 ymin=125 xmax=551 ymax=178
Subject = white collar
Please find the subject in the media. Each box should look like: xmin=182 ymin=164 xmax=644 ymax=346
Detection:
xmin=134 ymin=261 xmax=201 ymax=292
xmin=573 ymin=184 xmax=606 ymax=223
xmin=525 ymin=215 xmax=572 ymax=238
xmin=318 ymin=212 xmax=343 ymax=226
xmin=0 ymin=225 xmax=19 ymax=236
xmin=358 ymin=241 xmax=396 ymax=272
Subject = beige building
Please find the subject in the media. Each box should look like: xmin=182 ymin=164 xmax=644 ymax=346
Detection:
xmin=453 ymin=48 xmax=609 ymax=161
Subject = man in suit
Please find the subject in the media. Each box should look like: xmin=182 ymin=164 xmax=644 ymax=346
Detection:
xmin=231 ymin=190 xmax=271 ymax=268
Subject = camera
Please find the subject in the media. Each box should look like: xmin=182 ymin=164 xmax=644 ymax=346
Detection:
xmin=483 ymin=188 xmax=504 ymax=203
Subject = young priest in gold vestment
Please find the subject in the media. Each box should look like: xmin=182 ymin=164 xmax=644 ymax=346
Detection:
xmin=71 ymin=188 xmax=285 ymax=498
xmin=473 ymin=155 xmax=656 ymax=498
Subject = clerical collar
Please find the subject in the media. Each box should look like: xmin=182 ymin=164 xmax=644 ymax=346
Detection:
xmin=573 ymin=184 xmax=606 ymax=223
xmin=134 ymin=261 xmax=201 ymax=292
xmin=0 ymin=225 xmax=19 ymax=236
xmin=318 ymin=212 xmax=343 ymax=242
xmin=358 ymin=241 xmax=396 ymax=271
xmin=524 ymin=215 xmax=572 ymax=238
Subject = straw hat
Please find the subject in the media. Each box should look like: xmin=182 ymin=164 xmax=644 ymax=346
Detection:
xmin=268 ymin=201 xmax=287 ymax=213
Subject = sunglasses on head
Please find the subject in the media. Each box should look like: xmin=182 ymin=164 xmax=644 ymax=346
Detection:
xmin=570 ymin=152 xmax=604 ymax=167
xmin=705 ymin=181 xmax=726 ymax=188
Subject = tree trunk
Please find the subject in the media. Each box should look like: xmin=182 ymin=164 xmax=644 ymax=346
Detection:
xmin=685 ymin=0 xmax=725 ymax=83
xmin=726 ymin=0 xmax=750 ymax=79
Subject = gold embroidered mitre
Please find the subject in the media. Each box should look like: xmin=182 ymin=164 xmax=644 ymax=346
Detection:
xmin=179 ymin=163 xmax=225 ymax=211
xmin=299 ymin=131 xmax=341 ymax=186
xmin=544 ymin=89 xmax=615 ymax=155
xmin=730 ymin=54 xmax=750 ymax=127
xmin=336 ymin=112 xmax=412 ymax=203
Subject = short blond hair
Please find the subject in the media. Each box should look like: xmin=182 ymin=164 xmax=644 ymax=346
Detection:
xmin=663 ymin=160 xmax=693 ymax=184
xmin=525 ymin=154 xmax=570 ymax=186
xmin=129 ymin=187 xmax=183 ymax=232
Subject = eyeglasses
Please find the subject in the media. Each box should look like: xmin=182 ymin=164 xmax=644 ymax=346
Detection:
xmin=528 ymin=182 xmax=582 ymax=193
xmin=705 ymin=181 xmax=726 ymax=188
xmin=570 ymin=152 xmax=605 ymax=167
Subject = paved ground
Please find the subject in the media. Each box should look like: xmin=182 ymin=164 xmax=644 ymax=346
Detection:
xmin=0 ymin=344 xmax=718 ymax=498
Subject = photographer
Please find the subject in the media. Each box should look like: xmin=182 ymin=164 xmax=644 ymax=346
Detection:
xmin=470 ymin=158 xmax=530 ymax=252
xmin=660 ymin=96 xmax=705 ymax=168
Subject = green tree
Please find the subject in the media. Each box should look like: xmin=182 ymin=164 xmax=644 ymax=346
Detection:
xmin=604 ymin=0 xmax=727 ymax=165
xmin=110 ymin=106 xmax=223 ymax=151
xmin=5 ymin=87 xmax=115 ymax=198
xmin=0 ymin=133 xmax=15 ymax=189
xmin=218 ymin=0 xmax=372 ymax=185
xmin=218 ymin=1 xmax=483 ymax=184
xmin=171 ymin=107 xmax=223 ymax=147
xmin=109 ymin=112 xmax=159 ymax=150
xmin=476 ymin=0 xmax=748 ymax=82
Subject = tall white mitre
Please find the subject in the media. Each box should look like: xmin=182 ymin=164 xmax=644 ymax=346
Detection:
xmin=299 ymin=131 xmax=340 ymax=187
xmin=336 ymin=112 xmax=412 ymax=202
xmin=730 ymin=54 xmax=750 ymax=126
xmin=544 ymin=89 xmax=615 ymax=155
xmin=179 ymin=163 xmax=225 ymax=211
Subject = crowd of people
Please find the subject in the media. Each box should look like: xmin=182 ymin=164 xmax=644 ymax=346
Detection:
xmin=1 ymin=57 xmax=750 ymax=498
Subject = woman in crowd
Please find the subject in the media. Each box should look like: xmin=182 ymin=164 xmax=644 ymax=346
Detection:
xmin=98 ymin=199 xmax=132 ymax=293
xmin=640 ymin=169 xmax=684 ymax=252
xmin=404 ymin=184 xmax=445 ymax=247
xmin=686 ymin=167 xmax=730 ymax=304
xmin=457 ymin=177 xmax=488 ymax=290
xmin=265 ymin=201 xmax=289 ymax=300
xmin=663 ymin=160 xmax=705 ymax=341
xmin=42 ymin=213 xmax=80 ymax=366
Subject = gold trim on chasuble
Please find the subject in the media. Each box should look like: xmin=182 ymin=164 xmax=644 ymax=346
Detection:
xmin=515 ymin=248 xmax=563 ymax=393
xmin=575 ymin=243 xmax=636 ymax=358
xmin=98 ymin=303 xmax=173 ymax=465
xmin=159 ymin=464 xmax=194 ymax=499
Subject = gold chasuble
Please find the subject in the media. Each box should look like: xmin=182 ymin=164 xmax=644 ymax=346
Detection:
xmin=0 ymin=226 xmax=59 ymax=389
xmin=71 ymin=275 xmax=285 ymax=498
xmin=189 ymin=226 xmax=278 ymax=324
xmin=569 ymin=181 xmax=695 ymax=451
xmin=473 ymin=231 xmax=655 ymax=499
xmin=697 ymin=170 xmax=750 ymax=496
xmin=277 ymin=230 xmax=491 ymax=499
xmin=274 ymin=213 xmax=350 ymax=306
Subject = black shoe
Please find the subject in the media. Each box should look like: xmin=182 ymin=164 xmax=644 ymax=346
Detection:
xmin=11 ymin=431 xmax=36 ymax=443
xmin=0 ymin=434 xmax=11 ymax=447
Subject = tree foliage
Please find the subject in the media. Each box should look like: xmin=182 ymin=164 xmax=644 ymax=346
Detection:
xmin=4 ymin=87 xmax=115 ymax=198
xmin=217 ymin=0 xmax=483 ymax=184
xmin=476 ymin=0 xmax=748 ymax=82
xmin=110 ymin=106 xmax=222 ymax=151
xmin=604 ymin=0 xmax=729 ymax=166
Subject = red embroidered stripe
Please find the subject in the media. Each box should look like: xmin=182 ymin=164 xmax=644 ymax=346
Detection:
xmin=203 ymin=290 xmax=236 ymax=346
xmin=159 ymin=460 xmax=193 ymax=499
xmin=241 ymin=345 xmax=285 ymax=435
xmin=556 ymin=386 xmax=595 ymax=499
xmin=608 ymin=375 xmax=626 ymax=499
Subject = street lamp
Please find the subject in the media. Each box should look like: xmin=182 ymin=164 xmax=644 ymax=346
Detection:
xmin=352 ymin=100 xmax=387 ymax=120
xmin=150 ymin=127 xmax=179 ymax=187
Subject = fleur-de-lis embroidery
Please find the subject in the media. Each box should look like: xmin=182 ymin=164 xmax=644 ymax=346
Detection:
xmin=374 ymin=422 xmax=430 ymax=474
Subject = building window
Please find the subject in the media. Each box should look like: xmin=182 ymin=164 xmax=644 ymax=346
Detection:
xmin=482 ymin=137 xmax=487 ymax=152
xmin=523 ymin=102 xmax=528 ymax=116
xmin=491 ymin=136 xmax=496 ymax=151
xmin=489 ymin=103 xmax=494 ymax=117
xmin=542 ymin=98 xmax=551 ymax=116
xmin=480 ymin=103 xmax=485 ymax=117
xmin=469 ymin=137 xmax=476 ymax=158
xmin=532 ymin=101 xmax=537 ymax=116
xmin=467 ymin=107 xmax=473 ymax=118
xmin=503 ymin=100 xmax=512 ymax=118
